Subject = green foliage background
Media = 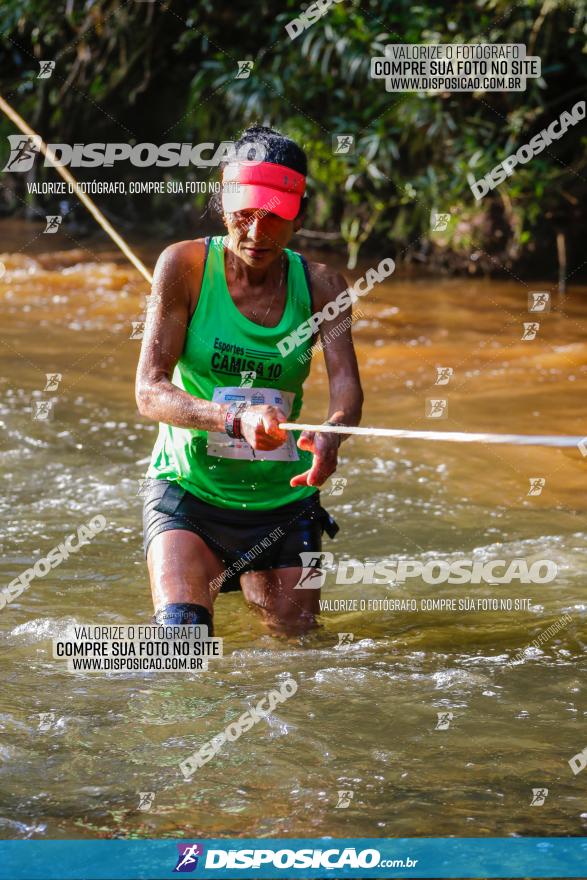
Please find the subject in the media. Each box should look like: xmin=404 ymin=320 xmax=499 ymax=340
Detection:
xmin=0 ymin=0 xmax=586 ymax=275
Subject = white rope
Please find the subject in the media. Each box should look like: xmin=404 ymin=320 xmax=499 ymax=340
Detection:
xmin=279 ymin=422 xmax=587 ymax=449
xmin=0 ymin=94 xmax=153 ymax=285
xmin=2 ymin=96 xmax=582 ymax=456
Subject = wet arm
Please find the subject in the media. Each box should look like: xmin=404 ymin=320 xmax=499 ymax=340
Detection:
xmin=135 ymin=240 xmax=229 ymax=431
xmin=311 ymin=264 xmax=364 ymax=438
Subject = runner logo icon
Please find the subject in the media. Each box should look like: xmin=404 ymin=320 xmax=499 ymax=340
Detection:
xmin=174 ymin=843 xmax=203 ymax=872
xmin=3 ymin=135 xmax=42 ymax=172
xmin=293 ymin=551 xmax=334 ymax=589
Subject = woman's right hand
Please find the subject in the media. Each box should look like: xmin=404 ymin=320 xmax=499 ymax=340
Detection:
xmin=239 ymin=405 xmax=288 ymax=451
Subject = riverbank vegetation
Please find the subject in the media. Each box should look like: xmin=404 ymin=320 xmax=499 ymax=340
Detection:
xmin=0 ymin=0 xmax=585 ymax=278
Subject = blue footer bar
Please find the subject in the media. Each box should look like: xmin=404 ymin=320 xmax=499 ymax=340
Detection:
xmin=1 ymin=837 xmax=586 ymax=879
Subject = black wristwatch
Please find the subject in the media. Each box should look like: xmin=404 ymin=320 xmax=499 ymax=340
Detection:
xmin=225 ymin=402 xmax=249 ymax=439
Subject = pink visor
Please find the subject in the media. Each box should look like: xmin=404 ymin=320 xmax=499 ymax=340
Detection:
xmin=221 ymin=161 xmax=306 ymax=221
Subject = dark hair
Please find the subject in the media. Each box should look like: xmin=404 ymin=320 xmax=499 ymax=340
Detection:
xmin=209 ymin=124 xmax=308 ymax=218
xmin=227 ymin=124 xmax=307 ymax=175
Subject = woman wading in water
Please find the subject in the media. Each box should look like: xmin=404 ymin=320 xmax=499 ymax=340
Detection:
xmin=136 ymin=125 xmax=363 ymax=634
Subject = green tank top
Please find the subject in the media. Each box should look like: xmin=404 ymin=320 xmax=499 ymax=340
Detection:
xmin=146 ymin=236 xmax=316 ymax=510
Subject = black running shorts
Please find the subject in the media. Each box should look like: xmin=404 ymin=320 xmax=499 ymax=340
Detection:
xmin=142 ymin=478 xmax=339 ymax=593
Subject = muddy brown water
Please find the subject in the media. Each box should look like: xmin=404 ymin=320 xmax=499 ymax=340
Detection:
xmin=0 ymin=218 xmax=586 ymax=844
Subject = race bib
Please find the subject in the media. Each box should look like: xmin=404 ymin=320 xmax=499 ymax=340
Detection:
xmin=206 ymin=386 xmax=299 ymax=461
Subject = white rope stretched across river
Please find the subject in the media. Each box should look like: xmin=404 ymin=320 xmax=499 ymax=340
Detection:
xmin=2 ymin=94 xmax=584 ymax=455
xmin=279 ymin=422 xmax=587 ymax=449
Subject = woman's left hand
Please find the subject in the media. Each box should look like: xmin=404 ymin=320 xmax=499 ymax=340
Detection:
xmin=290 ymin=411 xmax=344 ymax=488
